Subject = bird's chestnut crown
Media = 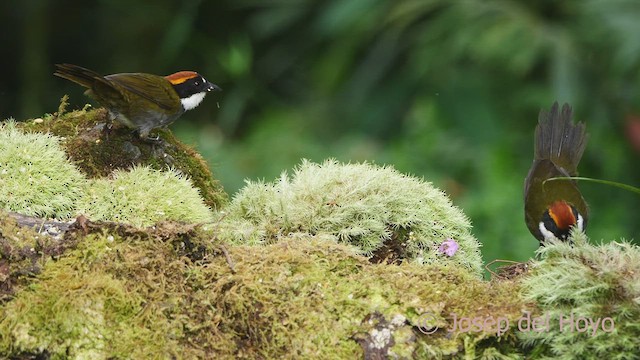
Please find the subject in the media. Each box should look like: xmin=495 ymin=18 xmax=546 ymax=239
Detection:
xmin=166 ymin=71 xmax=220 ymax=96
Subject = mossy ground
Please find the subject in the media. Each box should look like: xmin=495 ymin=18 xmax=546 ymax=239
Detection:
xmin=2 ymin=103 xmax=638 ymax=358
xmin=0 ymin=215 xmax=528 ymax=359
xmin=519 ymin=231 xmax=640 ymax=360
xmin=18 ymin=97 xmax=227 ymax=209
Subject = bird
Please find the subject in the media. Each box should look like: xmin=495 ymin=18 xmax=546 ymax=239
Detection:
xmin=524 ymin=102 xmax=589 ymax=245
xmin=54 ymin=63 xmax=220 ymax=138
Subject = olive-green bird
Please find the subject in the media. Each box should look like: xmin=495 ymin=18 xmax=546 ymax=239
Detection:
xmin=524 ymin=102 xmax=589 ymax=245
xmin=54 ymin=63 xmax=220 ymax=138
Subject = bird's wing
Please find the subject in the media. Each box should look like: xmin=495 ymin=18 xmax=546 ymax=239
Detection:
xmin=104 ymin=73 xmax=180 ymax=111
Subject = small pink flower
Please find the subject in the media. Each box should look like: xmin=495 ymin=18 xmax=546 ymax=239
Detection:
xmin=438 ymin=238 xmax=459 ymax=257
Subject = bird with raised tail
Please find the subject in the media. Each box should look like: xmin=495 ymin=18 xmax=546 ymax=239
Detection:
xmin=524 ymin=102 xmax=589 ymax=245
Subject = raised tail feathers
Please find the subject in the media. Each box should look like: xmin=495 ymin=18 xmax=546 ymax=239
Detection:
xmin=534 ymin=102 xmax=588 ymax=175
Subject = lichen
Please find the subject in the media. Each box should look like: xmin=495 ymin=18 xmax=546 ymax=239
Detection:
xmin=219 ymin=159 xmax=483 ymax=276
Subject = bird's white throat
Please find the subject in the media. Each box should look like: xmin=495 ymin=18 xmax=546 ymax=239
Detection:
xmin=181 ymin=92 xmax=207 ymax=111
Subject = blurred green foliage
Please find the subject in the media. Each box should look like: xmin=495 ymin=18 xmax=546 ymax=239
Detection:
xmin=1 ymin=0 xmax=639 ymax=264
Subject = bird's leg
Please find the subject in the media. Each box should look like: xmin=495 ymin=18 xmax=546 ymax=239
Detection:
xmin=101 ymin=120 xmax=113 ymax=140
xmin=100 ymin=110 xmax=117 ymax=140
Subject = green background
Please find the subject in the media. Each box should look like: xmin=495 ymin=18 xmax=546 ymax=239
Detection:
xmin=2 ymin=0 xmax=639 ymax=264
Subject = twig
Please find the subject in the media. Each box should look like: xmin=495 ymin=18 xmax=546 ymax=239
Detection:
xmin=485 ymin=259 xmax=522 ymax=280
xmin=219 ymin=244 xmax=236 ymax=274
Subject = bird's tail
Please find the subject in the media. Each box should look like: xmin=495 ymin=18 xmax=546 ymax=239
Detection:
xmin=54 ymin=63 xmax=104 ymax=88
xmin=534 ymin=102 xmax=588 ymax=175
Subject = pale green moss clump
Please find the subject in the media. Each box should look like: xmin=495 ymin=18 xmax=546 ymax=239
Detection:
xmin=0 ymin=121 xmax=85 ymax=219
xmin=78 ymin=166 xmax=214 ymax=227
xmin=519 ymin=230 xmax=640 ymax=359
xmin=220 ymin=159 xmax=482 ymax=275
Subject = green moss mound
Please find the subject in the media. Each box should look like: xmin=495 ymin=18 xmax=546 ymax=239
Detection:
xmin=79 ymin=166 xmax=214 ymax=227
xmin=0 ymin=227 xmax=525 ymax=359
xmin=220 ymin=159 xmax=483 ymax=275
xmin=0 ymin=121 xmax=85 ymax=219
xmin=519 ymin=231 xmax=640 ymax=359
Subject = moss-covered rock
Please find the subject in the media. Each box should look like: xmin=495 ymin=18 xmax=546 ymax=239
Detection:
xmin=1 ymin=100 xmax=225 ymax=228
xmin=3 ymin=214 xmax=637 ymax=359
xmin=0 ymin=225 xmax=526 ymax=359
xmin=219 ymin=159 xmax=483 ymax=276
xmin=18 ymin=97 xmax=227 ymax=210
xmin=0 ymin=121 xmax=86 ymax=219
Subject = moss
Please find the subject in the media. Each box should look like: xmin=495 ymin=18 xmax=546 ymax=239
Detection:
xmin=0 ymin=121 xmax=86 ymax=219
xmin=1 ymin=261 xmax=139 ymax=359
xmin=78 ymin=166 xmax=214 ymax=227
xmin=3 ymin=107 xmax=219 ymax=229
xmin=18 ymin=97 xmax=227 ymax=209
xmin=0 ymin=234 xmax=173 ymax=359
xmin=219 ymin=159 xmax=483 ymax=276
xmin=0 ymin=224 xmax=527 ymax=359
xmin=519 ymin=230 xmax=640 ymax=359
xmin=0 ymin=222 xmax=225 ymax=359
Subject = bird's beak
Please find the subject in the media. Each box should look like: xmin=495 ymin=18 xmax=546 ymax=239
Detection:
xmin=207 ymin=82 xmax=221 ymax=92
